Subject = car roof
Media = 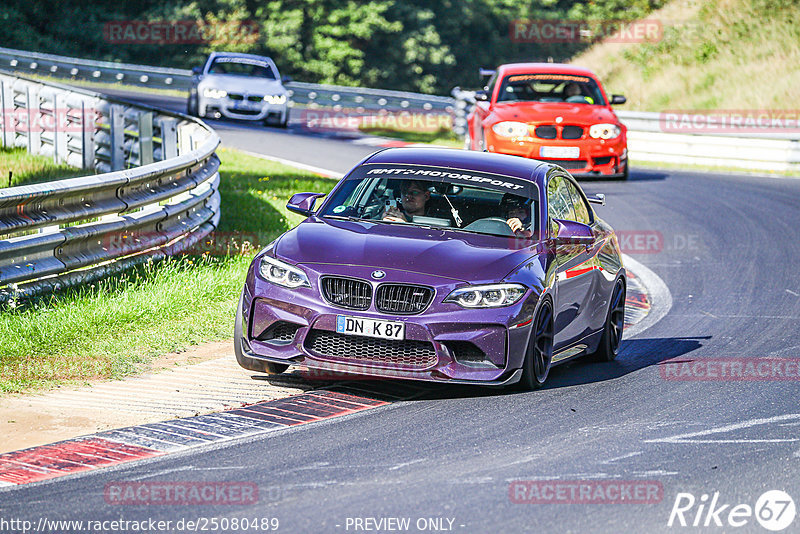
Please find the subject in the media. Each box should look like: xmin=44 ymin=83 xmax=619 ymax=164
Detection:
xmin=496 ymin=63 xmax=599 ymax=79
xmin=363 ymin=147 xmax=553 ymax=186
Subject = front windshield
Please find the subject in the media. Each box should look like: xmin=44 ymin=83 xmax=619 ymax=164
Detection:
xmin=208 ymin=57 xmax=276 ymax=79
xmin=318 ymin=164 xmax=539 ymax=239
xmin=497 ymin=73 xmax=606 ymax=105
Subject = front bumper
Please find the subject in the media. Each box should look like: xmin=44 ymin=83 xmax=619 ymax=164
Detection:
xmin=200 ymin=96 xmax=287 ymax=122
xmin=487 ymin=131 xmax=627 ymax=177
xmin=237 ymin=263 xmax=540 ymax=385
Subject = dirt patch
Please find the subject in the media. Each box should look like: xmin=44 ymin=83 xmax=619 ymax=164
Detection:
xmin=0 ymin=339 xmax=309 ymax=454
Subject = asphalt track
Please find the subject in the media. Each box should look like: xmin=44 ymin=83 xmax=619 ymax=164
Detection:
xmin=2 ymin=90 xmax=800 ymax=533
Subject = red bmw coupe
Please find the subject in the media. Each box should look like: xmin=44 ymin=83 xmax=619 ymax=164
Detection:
xmin=468 ymin=63 xmax=629 ymax=180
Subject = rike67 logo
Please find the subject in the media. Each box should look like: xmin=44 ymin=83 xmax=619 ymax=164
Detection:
xmin=668 ymin=490 xmax=796 ymax=531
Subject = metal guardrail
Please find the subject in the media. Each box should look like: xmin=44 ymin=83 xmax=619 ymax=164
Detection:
xmin=0 ymin=71 xmax=221 ymax=302
xmin=0 ymin=46 xmax=454 ymax=114
xmin=0 ymin=46 xmax=191 ymax=90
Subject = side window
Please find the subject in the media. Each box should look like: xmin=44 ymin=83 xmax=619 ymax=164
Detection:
xmin=547 ymin=175 xmax=576 ymax=221
xmin=565 ymin=181 xmax=592 ymax=225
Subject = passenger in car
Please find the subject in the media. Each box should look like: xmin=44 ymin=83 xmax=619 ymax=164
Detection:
xmin=501 ymin=194 xmax=533 ymax=238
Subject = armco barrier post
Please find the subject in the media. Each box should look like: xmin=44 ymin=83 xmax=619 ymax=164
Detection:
xmin=157 ymin=117 xmax=178 ymax=161
xmin=0 ymin=80 xmax=6 ymax=148
xmin=138 ymin=111 xmax=154 ymax=166
xmin=81 ymin=100 xmax=94 ymax=170
xmin=54 ymin=92 xmax=67 ymax=164
xmin=109 ymin=104 xmax=124 ymax=171
xmin=25 ymin=85 xmax=38 ymax=156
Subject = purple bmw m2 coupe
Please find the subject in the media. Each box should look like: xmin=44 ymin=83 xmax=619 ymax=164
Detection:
xmin=235 ymin=148 xmax=625 ymax=389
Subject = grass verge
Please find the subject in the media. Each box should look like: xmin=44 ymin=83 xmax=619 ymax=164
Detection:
xmin=572 ymin=0 xmax=800 ymax=111
xmin=0 ymin=147 xmax=337 ymax=394
xmin=0 ymin=146 xmax=91 ymax=188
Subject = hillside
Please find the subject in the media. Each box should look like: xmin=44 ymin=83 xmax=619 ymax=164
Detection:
xmin=571 ymin=0 xmax=800 ymax=110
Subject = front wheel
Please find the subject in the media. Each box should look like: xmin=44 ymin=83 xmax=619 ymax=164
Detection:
xmin=518 ymin=298 xmax=554 ymax=390
xmin=187 ymin=93 xmax=198 ymax=116
xmin=589 ymin=279 xmax=626 ymax=362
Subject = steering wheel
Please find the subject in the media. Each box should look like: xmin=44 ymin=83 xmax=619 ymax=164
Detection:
xmin=462 ymin=217 xmax=515 ymax=236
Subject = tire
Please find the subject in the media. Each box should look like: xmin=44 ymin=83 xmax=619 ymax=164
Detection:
xmin=588 ymin=279 xmax=626 ymax=362
xmin=234 ymin=294 xmax=289 ymax=375
xmin=619 ymin=162 xmax=629 ymax=181
xmin=264 ymin=110 xmax=288 ymax=128
xmin=187 ymin=93 xmax=198 ymax=117
xmin=518 ymin=298 xmax=554 ymax=390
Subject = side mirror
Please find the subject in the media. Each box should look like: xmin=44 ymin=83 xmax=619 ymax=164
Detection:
xmin=552 ymin=219 xmax=594 ymax=245
xmin=474 ymin=90 xmax=490 ymax=102
xmin=611 ymin=94 xmax=627 ymax=105
xmin=287 ymin=192 xmax=325 ymax=217
xmin=191 ymin=66 xmax=203 ymax=75
xmin=587 ymin=193 xmax=605 ymax=205
xmin=281 ymin=75 xmax=292 ymax=84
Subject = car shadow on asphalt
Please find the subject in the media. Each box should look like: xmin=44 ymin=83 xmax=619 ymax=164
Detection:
xmin=246 ymin=336 xmax=710 ymax=402
xmin=388 ymin=335 xmax=711 ymax=401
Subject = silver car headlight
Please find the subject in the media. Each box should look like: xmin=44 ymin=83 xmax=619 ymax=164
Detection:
xmin=589 ymin=123 xmax=621 ymax=139
xmin=491 ymin=121 xmax=529 ymax=138
xmin=263 ymin=94 xmax=287 ymax=105
xmin=258 ymin=256 xmax=310 ymax=288
xmin=445 ymin=283 xmax=527 ymax=308
xmin=203 ymin=88 xmax=228 ymax=99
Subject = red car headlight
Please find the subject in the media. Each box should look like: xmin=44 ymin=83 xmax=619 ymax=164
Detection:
xmin=491 ymin=121 xmax=529 ymax=138
xmin=589 ymin=123 xmax=622 ymax=140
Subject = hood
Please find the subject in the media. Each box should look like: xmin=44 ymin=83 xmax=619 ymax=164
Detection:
xmin=199 ymin=76 xmax=285 ymax=95
xmin=274 ymin=218 xmax=540 ymax=283
xmin=492 ymin=101 xmax=619 ymax=125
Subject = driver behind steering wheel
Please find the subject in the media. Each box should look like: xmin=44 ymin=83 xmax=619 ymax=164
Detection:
xmin=382 ymin=180 xmax=432 ymax=222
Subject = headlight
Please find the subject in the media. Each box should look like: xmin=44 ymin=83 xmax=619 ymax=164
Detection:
xmin=589 ymin=123 xmax=621 ymax=139
xmin=264 ymin=94 xmax=287 ymax=105
xmin=258 ymin=256 xmax=310 ymax=288
xmin=491 ymin=121 xmax=529 ymax=138
xmin=445 ymin=283 xmax=527 ymax=308
xmin=202 ymin=88 xmax=228 ymax=99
